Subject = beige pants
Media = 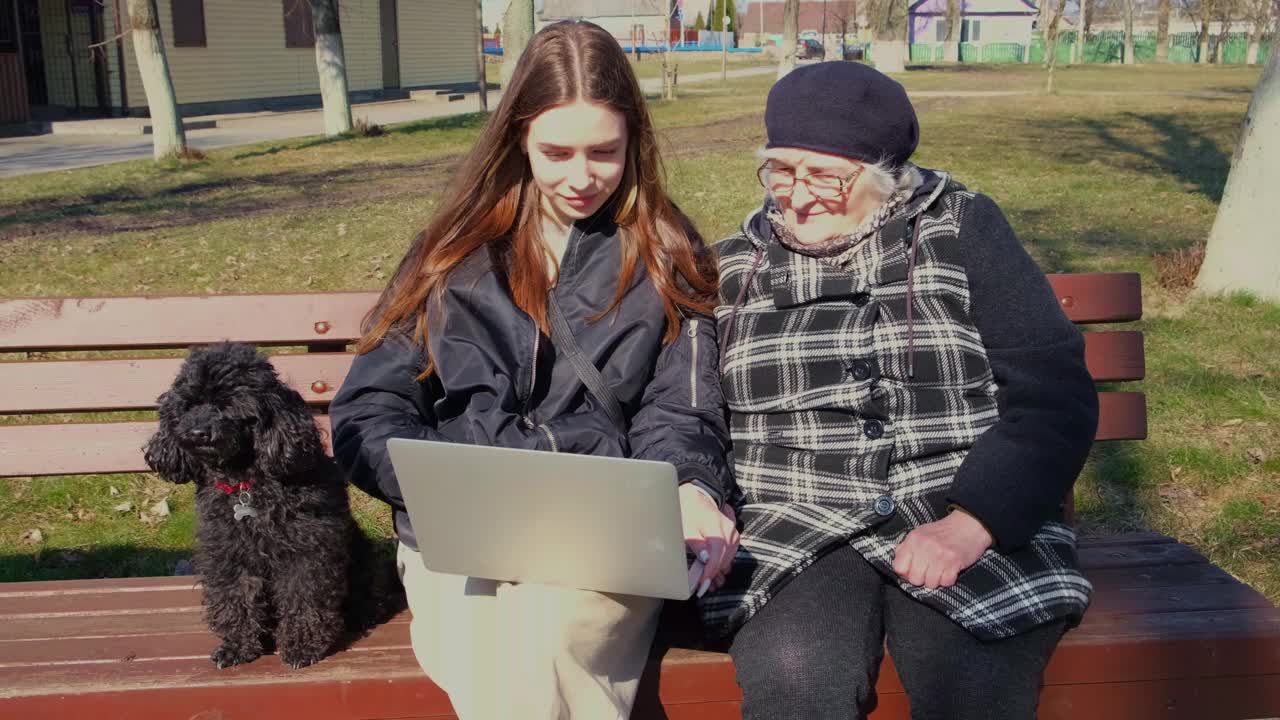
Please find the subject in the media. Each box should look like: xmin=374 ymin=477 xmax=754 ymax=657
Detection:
xmin=396 ymin=543 xmax=663 ymax=720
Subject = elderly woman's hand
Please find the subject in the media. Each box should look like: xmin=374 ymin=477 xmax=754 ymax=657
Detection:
xmin=679 ymin=484 xmax=740 ymax=597
xmin=892 ymin=510 xmax=994 ymax=590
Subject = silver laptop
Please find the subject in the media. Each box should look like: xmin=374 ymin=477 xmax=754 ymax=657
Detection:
xmin=386 ymin=438 xmax=694 ymax=600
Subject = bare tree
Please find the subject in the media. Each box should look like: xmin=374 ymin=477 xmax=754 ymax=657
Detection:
xmin=826 ymin=0 xmax=861 ymax=56
xmin=1193 ymin=0 xmax=1217 ymax=63
xmin=501 ymin=0 xmax=534 ymax=87
xmin=127 ymin=0 xmax=187 ymax=159
xmin=869 ymin=0 xmax=908 ymax=72
xmin=1212 ymin=0 xmax=1239 ymax=63
xmin=311 ymin=0 xmax=352 ymax=137
xmin=778 ymin=0 xmax=800 ymax=78
xmin=1157 ymin=0 xmax=1172 ymax=61
xmin=476 ymin=0 xmax=488 ymax=112
xmin=1244 ymin=0 xmax=1275 ymax=64
xmin=1045 ymin=0 xmax=1070 ymax=88
xmin=1043 ymin=0 xmax=1069 ymax=67
xmin=1124 ymin=0 xmax=1137 ymax=63
xmin=1196 ymin=47 xmax=1280 ymax=301
xmin=944 ymin=0 xmax=961 ymax=63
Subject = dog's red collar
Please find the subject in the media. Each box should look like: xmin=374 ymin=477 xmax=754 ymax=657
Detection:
xmin=215 ymin=481 xmax=252 ymax=495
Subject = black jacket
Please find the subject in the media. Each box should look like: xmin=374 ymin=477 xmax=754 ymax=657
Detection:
xmin=330 ymin=219 xmax=733 ymax=550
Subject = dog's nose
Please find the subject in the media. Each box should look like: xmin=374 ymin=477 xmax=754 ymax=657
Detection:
xmin=187 ymin=428 xmax=210 ymax=443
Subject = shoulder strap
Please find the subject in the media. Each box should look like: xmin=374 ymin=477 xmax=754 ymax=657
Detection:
xmin=546 ymin=297 xmax=628 ymax=435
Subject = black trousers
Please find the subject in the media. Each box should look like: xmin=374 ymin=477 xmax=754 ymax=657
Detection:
xmin=727 ymin=544 xmax=1066 ymax=720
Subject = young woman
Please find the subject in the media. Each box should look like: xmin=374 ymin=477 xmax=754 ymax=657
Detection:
xmin=705 ymin=61 xmax=1099 ymax=719
xmin=329 ymin=21 xmax=737 ymax=720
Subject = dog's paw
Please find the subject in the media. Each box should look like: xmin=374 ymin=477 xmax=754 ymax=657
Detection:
xmin=279 ymin=647 xmax=325 ymax=670
xmin=211 ymin=643 xmax=261 ymax=669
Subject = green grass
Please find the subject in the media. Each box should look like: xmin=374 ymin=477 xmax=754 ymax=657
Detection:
xmin=2 ymin=64 xmax=1278 ymax=601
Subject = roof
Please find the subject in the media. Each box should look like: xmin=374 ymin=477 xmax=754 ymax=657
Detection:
xmin=541 ymin=0 xmax=668 ymax=19
xmin=909 ymin=0 xmax=1039 ymax=15
xmin=740 ymin=1 xmax=864 ymax=34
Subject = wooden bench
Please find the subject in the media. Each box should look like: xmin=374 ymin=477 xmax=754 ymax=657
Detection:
xmin=2 ymin=274 xmax=1278 ymax=719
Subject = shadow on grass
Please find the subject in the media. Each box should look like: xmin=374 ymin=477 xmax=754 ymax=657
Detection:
xmin=0 ymin=535 xmax=401 ymax=584
xmin=1076 ymin=112 xmax=1232 ymax=203
xmin=0 ymin=159 xmax=454 ymax=240
xmin=0 ymin=545 xmax=193 ymax=583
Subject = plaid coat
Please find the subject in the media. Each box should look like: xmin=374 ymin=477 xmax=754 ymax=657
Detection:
xmin=701 ymin=171 xmax=1097 ymax=641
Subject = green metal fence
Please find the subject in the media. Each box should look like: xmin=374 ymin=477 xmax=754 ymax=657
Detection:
xmin=892 ymin=30 xmax=1270 ymax=66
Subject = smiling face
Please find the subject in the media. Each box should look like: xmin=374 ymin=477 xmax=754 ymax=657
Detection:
xmin=525 ymin=100 xmax=629 ymax=228
xmin=761 ymin=147 xmax=884 ymax=247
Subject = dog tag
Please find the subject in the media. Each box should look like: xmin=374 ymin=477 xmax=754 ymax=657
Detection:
xmin=233 ymin=491 xmax=257 ymax=521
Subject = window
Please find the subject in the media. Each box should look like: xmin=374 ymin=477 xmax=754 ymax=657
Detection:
xmin=283 ymin=0 xmax=315 ymax=48
xmin=961 ymin=18 xmax=982 ymax=43
xmin=935 ymin=19 xmax=947 ymax=42
xmin=172 ymin=0 xmax=206 ymax=48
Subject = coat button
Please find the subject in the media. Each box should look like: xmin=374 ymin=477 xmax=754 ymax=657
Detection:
xmin=874 ymin=495 xmax=896 ymax=516
xmin=849 ymin=359 xmax=875 ymax=382
xmin=852 ymin=292 xmax=872 ymax=307
xmin=863 ymin=419 xmax=885 ymax=440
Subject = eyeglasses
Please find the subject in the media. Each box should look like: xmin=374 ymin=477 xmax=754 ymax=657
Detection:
xmin=757 ymin=162 xmax=863 ymax=199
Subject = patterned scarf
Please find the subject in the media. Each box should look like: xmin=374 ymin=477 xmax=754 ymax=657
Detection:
xmin=767 ymin=168 xmax=921 ymax=265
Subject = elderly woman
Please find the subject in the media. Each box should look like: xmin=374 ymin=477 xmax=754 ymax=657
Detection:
xmin=703 ymin=61 xmax=1100 ymax=719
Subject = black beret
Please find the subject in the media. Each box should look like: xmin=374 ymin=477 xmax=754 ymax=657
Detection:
xmin=765 ymin=61 xmax=919 ymax=167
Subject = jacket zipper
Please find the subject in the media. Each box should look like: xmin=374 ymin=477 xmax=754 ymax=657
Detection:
xmin=522 ymin=330 xmax=539 ymax=429
xmin=688 ymin=319 xmax=700 ymax=408
xmin=537 ymin=424 xmax=560 ymax=452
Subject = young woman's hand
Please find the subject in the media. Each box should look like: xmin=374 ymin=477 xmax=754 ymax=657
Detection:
xmin=892 ymin=510 xmax=994 ymax=589
xmin=679 ymin=484 xmax=739 ymax=597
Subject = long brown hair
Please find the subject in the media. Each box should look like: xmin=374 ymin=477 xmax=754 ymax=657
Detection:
xmin=357 ymin=20 xmax=718 ymax=371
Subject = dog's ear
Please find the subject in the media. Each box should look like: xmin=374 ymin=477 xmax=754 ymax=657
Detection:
xmin=253 ymin=384 xmax=324 ymax=482
xmin=144 ymin=403 xmax=200 ymax=484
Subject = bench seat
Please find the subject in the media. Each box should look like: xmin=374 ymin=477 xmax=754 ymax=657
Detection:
xmin=3 ymin=533 xmax=1277 ymax=719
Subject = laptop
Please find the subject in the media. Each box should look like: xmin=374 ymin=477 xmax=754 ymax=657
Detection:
xmin=386 ymin=438 xmax=696 ymax=600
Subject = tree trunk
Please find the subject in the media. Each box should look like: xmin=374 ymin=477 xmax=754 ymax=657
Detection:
xmin=1198 ymin=7 xmax=1212 ymax=64
xmin=501 ymin=0 xmax=534 ymax=87
xmin=1044 ymin=0 xmax=1068 ymax=69
xmin=312 ymin=0 xmax=352 ymax=136
xmin=1044 ymin=0 xmax=1064 ymax=81
xmin=127 ymin=0 xmax=186 ymax=159
xmin=1123 ymin=0 xmax=1136 ymax=64
xmin=1155 ymin=0 xmax=1171 ymax=62
xmin=1196 ymin=48 xmax=1280 ymax=302
xmin=476 ymin=0 xmax=488 ymax=112
xmin=778 ymin=0 xmax=800 ymax=78
xmin=872 ymin=0 xmax=906 ymax=73
xmin=1247 ymin=34 xmax=1261 ymax=65
xmin=944 ymin=0 xmax=960 ymax=62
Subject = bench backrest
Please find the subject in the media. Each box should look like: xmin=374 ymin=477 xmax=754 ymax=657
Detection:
xmin=0 ymin=274 xmax=1146 ymax=480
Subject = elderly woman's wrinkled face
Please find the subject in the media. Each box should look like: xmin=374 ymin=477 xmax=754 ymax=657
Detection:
xmin=760 ymin=148 xmax=882 ymax=247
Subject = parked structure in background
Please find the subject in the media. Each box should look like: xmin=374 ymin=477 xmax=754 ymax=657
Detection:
xmin=0 ymin=0 xmax=478 ymax=124
xmin=743 ymin=0 xmax=868 ymax=53
xmin=539 ymin=0 xmax=675 ymax=48
xmin=908 ymin=0 xmax=1039 ymax=56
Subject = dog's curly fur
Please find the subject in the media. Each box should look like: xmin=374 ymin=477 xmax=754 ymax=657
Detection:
xmin=144 ymin=342 xmax=400 ymax=669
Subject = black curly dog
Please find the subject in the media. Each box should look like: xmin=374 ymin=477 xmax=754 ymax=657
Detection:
xmin=144 ymin=342 xmax=400 ymax=669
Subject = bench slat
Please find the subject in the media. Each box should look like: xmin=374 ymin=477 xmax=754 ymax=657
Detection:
xmin=3 ymin=608 xmax=1278 ymax=717
xmin=0 ymin=332 xmax=1146 ymax=415
xmin=0 ymin=293 xmax=374 ymax=352
xmin=0 ymin=392 xmax=1144 ymax=478
xmin=0 ymin=417 xmax=332 ymax=478
xmin=1049 ymin=272 xmax=1143 ymax=324
xmin=0 ymin=275 xmax=1141 ymax=354
xmin=0 ymin=353 xmax=352 ymax=413
xmin=1096 ymin=391 xmax=1147 ymax=440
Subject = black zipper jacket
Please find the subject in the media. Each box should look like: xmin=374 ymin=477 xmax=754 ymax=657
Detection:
xmin=330 ymin=218 xmax=733 ymax=550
